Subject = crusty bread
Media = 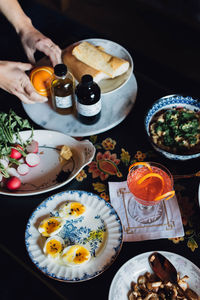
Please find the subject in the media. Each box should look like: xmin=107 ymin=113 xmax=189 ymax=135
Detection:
xmin=62 ymin=45 xmax=109 ymax=83
xmin=72 ymin=41 xmax=130 ymax=78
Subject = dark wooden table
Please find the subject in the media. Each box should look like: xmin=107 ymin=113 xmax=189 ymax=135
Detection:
xmin=0 ymin=1 xmax=200 ymax=299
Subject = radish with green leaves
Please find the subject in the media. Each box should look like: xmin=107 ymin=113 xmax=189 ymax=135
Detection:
xmin=10 ymin=145 xmax=24 ymax=160
xmin=0 ymin=110 xmax=35 ymax=190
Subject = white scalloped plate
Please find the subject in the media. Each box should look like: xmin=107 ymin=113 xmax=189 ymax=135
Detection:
xmin=25 ymin=190 xmax=123 ymax=282
xmin=109 ymin=251 xmax=200 ymax=300
xmin=0 ymin=130 xmax=95 ymax=196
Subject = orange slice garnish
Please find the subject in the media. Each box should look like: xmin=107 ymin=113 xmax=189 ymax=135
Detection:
xmin=154 ymin=190 xmax=175 ymax=202
xmin=137 ymin=172 xmax=164 ymax=186
xmin=128 ymin=162 xmax=152 ymax=173
xmin=137 ymin=172 xmax=164 ymax=196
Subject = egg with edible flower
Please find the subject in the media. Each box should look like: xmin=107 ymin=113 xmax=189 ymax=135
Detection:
xmin=38 ymin=216 xmax=65 ymax=237
xmin=43 ymin=236 xmax=64 ymax=259
xmin=59 ymin=201 xmax=86 ymax=219
xmin=62 ymin=244 xmax=91 ymax=266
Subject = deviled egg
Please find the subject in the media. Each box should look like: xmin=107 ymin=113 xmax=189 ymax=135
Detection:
xmin=59 ymin=201 xmax=86 ymax=219
xmin=62 ymin=244 xmax=91 ymax=266
xmin=38 ymin=216 xmax=65 ymax=237
xmin=43 ymin=236 xmax=64 ymax=259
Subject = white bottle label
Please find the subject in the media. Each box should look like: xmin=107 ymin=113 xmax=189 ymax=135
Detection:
xmin=77 ymin=99 xmax=101 ymax=117
xmin=55 ymin=95 xmax=72 ymax=108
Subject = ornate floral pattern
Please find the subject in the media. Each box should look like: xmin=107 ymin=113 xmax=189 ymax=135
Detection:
xmin=134 ymin=150 xmax=146 ymax=161
xmin=88 ymin=151 xmax=122 ymax=180
xmin=76 ymin=170 xmax=87 ymax=182
xmin=169 ymin=237 xmax=184 ymax=244
xmin=101 ymin=138 xmax=116 ymax=150
xmin=75 ymin=135 xmax=199 ymax=252
xmin=120 ymin=148 xmax=131 ymax=166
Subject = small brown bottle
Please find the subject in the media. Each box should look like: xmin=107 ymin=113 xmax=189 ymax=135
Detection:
xmin=51 ymin=64 xmax=75 ymax=115
xmin=75 ymin=74 xmax=101 ymax=125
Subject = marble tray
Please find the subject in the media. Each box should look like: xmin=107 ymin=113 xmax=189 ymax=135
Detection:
xmin=22 ymin=73 xmax=137 ymax=137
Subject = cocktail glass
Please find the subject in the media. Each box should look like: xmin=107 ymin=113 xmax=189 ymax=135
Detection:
xmin=127 ymin=162 xmax=175 ymax=224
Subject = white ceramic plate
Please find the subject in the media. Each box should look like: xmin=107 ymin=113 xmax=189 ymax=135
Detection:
xmin=25 ymin=190 xmax=123 ymax=282
xmin=64 ymin=38 xmax=133 ymax=94
xmin=109 ymin=251 xmax=200 ymax=299
xmin=0 ymin=130 xmax=95 ymax=196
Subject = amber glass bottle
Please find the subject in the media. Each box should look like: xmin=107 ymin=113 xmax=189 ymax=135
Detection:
xmin=75 ymin=74 xmax=101 ymax=125
xmin=51 ymin=64 xmax=75 ymax=115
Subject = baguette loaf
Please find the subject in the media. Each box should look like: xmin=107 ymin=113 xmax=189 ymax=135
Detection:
xmin=72 ymin=41 xmax=130 ymax=78
xmin=62 ymin=45 xmax=109 ymax=83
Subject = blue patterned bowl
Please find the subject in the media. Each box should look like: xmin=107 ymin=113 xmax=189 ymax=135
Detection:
xmin=145 ymin=94 xmax=200 ymax=160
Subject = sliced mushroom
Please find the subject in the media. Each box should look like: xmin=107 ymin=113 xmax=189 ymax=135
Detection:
xmin=130 ymin=282 xmax=139 ymax=293
xmin=137 ymin=275 xmax=147 ymax=285
xmin=143 ymin=293 xmax=159 ymax=300
xmin=184 ymin=288 xmax=200 ymax=300
xmin=128 ymin=291 xmax=137 ymax=300
xmin=146 ymin=281 xmax=162 ymax=292
xmin=128 ymin=268 xmax=199 ymax=300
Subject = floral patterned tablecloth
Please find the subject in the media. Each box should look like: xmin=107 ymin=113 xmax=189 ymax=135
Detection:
xmin=74 ymin=135 xmax=200 ymax=253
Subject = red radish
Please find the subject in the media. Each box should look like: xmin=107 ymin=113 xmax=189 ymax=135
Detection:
xmin=6 ymin=176 xmax=21 ymax=190
xmin=25 ymin=153 xmax=40 ymax=167
xmin=26 ymin=140 xmax=39 ymax=153
xmin=10 ymin=145 xmax=24 ymax=160
xmin=17 ymin=164 xmax=29 ymax=176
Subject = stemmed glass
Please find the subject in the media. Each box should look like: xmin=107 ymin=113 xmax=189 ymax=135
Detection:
xmin=127 ymin=162 xmax=175 ymax=224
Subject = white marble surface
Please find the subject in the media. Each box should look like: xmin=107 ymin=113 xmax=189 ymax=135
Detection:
xmin=22 ymin=73 xmax=137 ymax=137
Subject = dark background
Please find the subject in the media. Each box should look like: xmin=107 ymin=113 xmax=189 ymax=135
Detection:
xmin=0 ymin=1 xmax=200 ymax=300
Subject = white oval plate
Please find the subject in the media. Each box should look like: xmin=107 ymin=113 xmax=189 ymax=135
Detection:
xmin=109 ymin=251 xmax=200 ymax=300
xmin=25 ymin=190 xmax=123 ymax=282
xmin=64 ymin=38 xmax=133 ymax=94
xmin=0 ymin=130 xmax=95 ymax=196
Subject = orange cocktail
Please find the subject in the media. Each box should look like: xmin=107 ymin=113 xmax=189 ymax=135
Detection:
xmin=127 ymin=162 xmax=175 ymax=207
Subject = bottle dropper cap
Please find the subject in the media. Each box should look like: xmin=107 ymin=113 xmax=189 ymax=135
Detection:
xmin=54 ymin=64 xmax=67 ymax=77
xmin=81 ymin=74 xmax=93 ymax=86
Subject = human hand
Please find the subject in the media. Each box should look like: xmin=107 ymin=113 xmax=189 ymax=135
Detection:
xmin=19 ymin=25 xmax=62 ymax=66
xmin=0 ymin=61 xmax=48 ymax=104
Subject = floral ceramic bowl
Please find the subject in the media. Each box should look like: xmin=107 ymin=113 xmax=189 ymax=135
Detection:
xmin=144 ymin=94 xmax=200 ymax=160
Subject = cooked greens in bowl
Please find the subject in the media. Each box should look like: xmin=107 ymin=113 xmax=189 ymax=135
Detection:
xmin=145 ymin=95 xmax=200 ymax=160
xmin=149 ymin=108 xmax=200 ymax=155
